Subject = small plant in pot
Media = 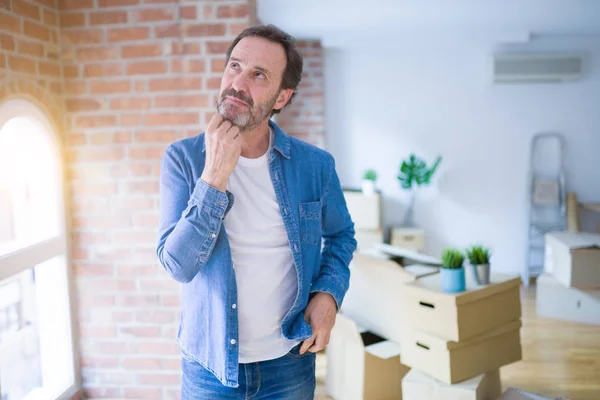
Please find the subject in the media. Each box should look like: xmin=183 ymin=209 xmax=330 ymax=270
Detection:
xmin=362 ymin=169 xmax=377 ymax=196
xmin=466 ymin=245 xmax=491 ymax=285
xmin=397 ymin=154 xmax=442 ymax=227
xmin=440 ymin=248 xmax=466 ymax=293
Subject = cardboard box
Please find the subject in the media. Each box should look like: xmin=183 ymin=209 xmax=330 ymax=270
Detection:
xmin=536 ymin=273 xmax=600 ymax=325
xmin=402 ymin=368 xmax=501 ymax=400
xmin=354 ymin=229 xmax=384 ymax=252
xmin=325 ymin=313 xmax=410 ymax=400
xmin=400 ymin=273 xmax=522 ymax=341
xmin=401 ymin=320 xmax=522 ymax=385
xmin=341 ymin=253 xmax=439 ymax=345
xmin=544 ymin=231 xmax=600 ymax=289
xmin=344 ymin=190 xmax=382 ymax=230
xmin=390 ymin=227 xmax=426 ymax=252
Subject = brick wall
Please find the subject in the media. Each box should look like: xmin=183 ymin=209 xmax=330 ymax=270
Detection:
xmin=0 ymin=0 xmax=64 ymax=126
xmin=275 ymin=40 xmax=325 ymax=148
xmin=60 ymin=1 xmax=253 ymax=398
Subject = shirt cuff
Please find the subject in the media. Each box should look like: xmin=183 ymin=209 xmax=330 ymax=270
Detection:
xmin=310 ymin=278 xmax=346 ymax=311
xmin=190 ymin=178 xmax=234 ymax=216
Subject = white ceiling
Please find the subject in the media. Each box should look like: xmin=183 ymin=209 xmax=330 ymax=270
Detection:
xmin=257 ymin=0 xmax=600 ymax=47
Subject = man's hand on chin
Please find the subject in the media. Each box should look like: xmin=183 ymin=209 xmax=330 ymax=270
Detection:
xmin=299 ymin=292 xmax=337 ymax=354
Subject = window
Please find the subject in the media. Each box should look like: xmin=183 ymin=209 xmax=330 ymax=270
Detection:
xmin=0 ymin=99 xmax=78 ymax=400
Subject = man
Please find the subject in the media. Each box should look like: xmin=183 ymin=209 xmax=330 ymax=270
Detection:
xmin=157 ymin=24 xmax=356 ymax=399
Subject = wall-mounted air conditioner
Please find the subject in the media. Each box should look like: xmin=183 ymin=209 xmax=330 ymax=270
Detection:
xmin=492 ymin=53 xmax=584 ymax=83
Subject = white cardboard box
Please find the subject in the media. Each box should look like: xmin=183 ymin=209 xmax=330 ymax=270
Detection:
xmin=536 ymin=273 xmax=600 ymax=325
xmin=401 ymin=320 xmax=522 ymax=385
xmin=402 ymin=368 xmax=501 ymax=400
xmin=325 ymin=313 xmax=410 ymax=400
xmin=341 ymin=253 xmax=439 ymax=345
xmin=399 ymin=273 xmax=522 ymax=342
xmin=344 ymin=190 xmax=382 ymax=230
xmin=544 ymin=231 xmax=600 ymax=289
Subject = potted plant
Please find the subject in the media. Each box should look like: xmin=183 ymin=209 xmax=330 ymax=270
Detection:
xmin=440 ymin=248 xmax=466 ymax=293
xmin=397 ymin=154 xmax=442 ymax=226
xmin=466 ymin=245 xmax=491 ymax=285
xmin=362 ymin=169 xmax=377 ymax=196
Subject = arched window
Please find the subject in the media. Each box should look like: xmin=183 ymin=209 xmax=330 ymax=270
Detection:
xmin=0 ymin=99 xmax=78 ymax=399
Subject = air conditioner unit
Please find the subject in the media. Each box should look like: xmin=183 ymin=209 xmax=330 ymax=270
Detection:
xmin=493 ymin=53 xmax=583 ymax=83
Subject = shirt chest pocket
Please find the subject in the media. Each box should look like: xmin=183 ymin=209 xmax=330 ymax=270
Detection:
xmin=299 ymin=201 xmax=322 ymax=245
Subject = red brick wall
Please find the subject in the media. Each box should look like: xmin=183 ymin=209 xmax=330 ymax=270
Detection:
xmin=60 ymin=1 xmax=253 ymax=398
xmin=0 ymin=0 xmax=63 ymax=124
xmin=275 ymin=40 xmax=325 ymax=148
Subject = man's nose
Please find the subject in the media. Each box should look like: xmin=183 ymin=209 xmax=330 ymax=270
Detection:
xmin=231 ymin=72 xmax=249 ymax=94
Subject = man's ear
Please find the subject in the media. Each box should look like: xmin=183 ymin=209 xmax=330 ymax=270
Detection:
xmin=273 ymin=88 xmax=294 ymax=112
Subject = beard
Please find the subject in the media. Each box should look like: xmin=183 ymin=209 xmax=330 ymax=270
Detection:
xmin=217 ymin=88 xmax=278 ymax=132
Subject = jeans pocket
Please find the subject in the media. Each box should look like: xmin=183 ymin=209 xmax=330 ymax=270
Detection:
xmin=285 ymin=343 xmax=314 ymax=359
xmin=299 ymin=201 xmax=322 ymax=245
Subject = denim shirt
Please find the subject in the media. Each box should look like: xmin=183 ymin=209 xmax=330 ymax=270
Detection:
xmin=156 ymin=120 xmax=357 ymax=387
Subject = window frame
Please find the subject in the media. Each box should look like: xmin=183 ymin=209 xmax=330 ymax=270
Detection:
xmin=0 ymin=98 xmax=81 ymax=399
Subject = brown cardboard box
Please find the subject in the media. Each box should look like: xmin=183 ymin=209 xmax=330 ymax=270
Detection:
xmin=341 ymin=253 xmax=439 ymax=346
xmin=400 ymin=320 xmax=522 ymax=385
xmin=544 ymin=231 xmax=600 ymax=289
xmin=402 ymin=368 xmax=501 ymax=400
xmin=400 ymin=273 xmax=522 ymax=341
xmin=390 ymin=227 xmax=426 ymax=252
xmin=325 ymin=313 xmax=410 ymax=400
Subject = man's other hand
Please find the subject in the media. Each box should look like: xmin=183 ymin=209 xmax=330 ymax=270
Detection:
xmin=299 ymin=292 xmax=337 ymax=354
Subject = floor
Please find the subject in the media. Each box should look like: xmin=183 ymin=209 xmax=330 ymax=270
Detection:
xmin=314 ymin=284 xmax=600 ymax=400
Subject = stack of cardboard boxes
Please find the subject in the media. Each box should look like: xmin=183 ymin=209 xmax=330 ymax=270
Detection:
xmin=537 ymin=231 xmax=600 ymax=325
xmin=399 ymin=273 xmax=523 ymax=400
xmin=326 ymin=248 xmax=525 ymax=400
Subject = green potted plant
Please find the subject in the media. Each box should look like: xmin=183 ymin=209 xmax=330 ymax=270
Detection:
xmin=440 ymin=248 xmax=466 ymax=293
xmin=397 ymin=154 xmax=442 ymax=226
xmin=362 ymin=169 xmax=377 ymax=196
xmin=466 ymin=245 xmax=491 ymax=285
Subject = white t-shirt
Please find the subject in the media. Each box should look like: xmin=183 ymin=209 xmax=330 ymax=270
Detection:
xmin=224 ymin=129 xmax=300 ymax=363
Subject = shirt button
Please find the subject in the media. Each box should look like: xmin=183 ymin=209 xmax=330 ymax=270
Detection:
xmin=230 ymin=339 xmax=236 ymax=345
xmin=211 ymin=233 xmax=217 ymax=238
xmin=232 ymin=304 xmax=237 ymax=309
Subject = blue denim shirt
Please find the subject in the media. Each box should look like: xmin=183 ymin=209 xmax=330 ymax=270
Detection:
xmin=156 ymin=120 xmax=357 ymax=387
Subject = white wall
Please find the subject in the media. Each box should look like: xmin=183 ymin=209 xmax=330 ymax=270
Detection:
xmin=325 ymin=35 xmax=600 ymax=275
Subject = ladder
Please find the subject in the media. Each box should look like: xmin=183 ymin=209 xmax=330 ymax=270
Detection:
xmin=524 ymin=133 xmax=567 ymax=286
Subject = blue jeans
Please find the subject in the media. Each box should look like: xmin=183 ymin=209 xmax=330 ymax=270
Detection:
xmin=181 ymin=344 xmax=316 ymax=399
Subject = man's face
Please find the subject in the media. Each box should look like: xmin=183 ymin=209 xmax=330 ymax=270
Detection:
xmin=217 ymin=36 xmax=290 ymax=131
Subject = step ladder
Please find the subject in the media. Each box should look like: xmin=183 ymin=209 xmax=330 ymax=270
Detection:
xmin=524 ymin=133 xmax=567 ymax=286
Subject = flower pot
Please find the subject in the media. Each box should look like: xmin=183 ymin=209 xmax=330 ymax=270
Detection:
xmin=362 ymin=180 xmax=375 ymax=196
xmin=441 ymin=267 xmax=466 ymax=293
xmin=469 ymin=263 xmax=490 ymax=285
